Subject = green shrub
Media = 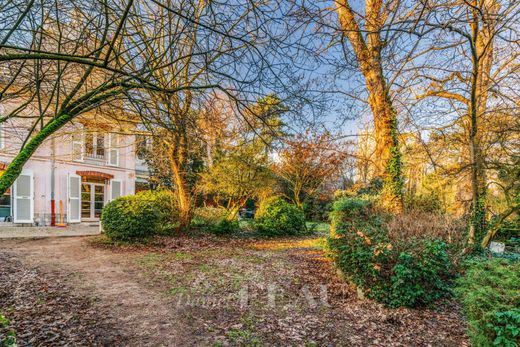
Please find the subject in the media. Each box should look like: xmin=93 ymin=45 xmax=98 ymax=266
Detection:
xmin=255 ymin=197 xmax=306 ymax=237
xmin=211 ymin=219 xmax=240 ymax=235
xmin=191 ymin=207 xmax=240 ymax=235
xmin=0 ymin=313 xmax=17 ymax=347
xmin=455 ymin=258 xmax=520 ymax=347
xmin=328 ymin=197 xmax=454 ymax=308
xmin=387 ymin=239 xmax=453 ymax=307
xmin=101 ymin=190 xmax=177 ymax=242
xmin=302 ymin=195 xmax=333 ymax=222
xmin=192 ymin=207 xmax=229 ymax=226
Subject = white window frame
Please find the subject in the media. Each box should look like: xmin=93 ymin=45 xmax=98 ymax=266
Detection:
xmin=13 ymin=170 xmax=34 ymax=223
xmin=84 ymin=132 xmax=106 ymax=160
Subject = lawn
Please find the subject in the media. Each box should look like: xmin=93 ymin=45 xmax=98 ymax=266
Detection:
xmin=0 ymin=235 xmax=468 ymax=346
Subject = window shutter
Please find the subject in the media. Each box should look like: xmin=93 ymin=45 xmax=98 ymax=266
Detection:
xmin=107 ymin=133 xmax=119 ymax=166
xmin=0 ymin=105 xmax=4 ymax=149
xmin=13 ymin=170 xmax=33 ymax=223
xmin=110 ymin=179 xmax=122 ymax=200
xmin=68 ymin=174 xmax=81 ymax=223
xmin=0 ymin=123 xmax=4 ymax=149
xmin=72 ymin=131 xmax=84 ymax=161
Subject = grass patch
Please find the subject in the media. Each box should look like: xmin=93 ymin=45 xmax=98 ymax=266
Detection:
xmin=226 ymin=316 xmax=263 ymax=346
xmin=306 ymin=222 xmax=330 ymax=235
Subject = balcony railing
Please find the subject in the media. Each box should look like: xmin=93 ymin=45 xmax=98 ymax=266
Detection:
xmin=84 ymin=152 xmax=105 ymax=160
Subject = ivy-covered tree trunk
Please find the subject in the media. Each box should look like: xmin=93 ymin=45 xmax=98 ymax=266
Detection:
xmin=336 ymin=0 xmax=404 ymax=213
xmin=466 ymin=0 xmax=499 ymax=248
xmin=0 ymin=113 xmax=74 ymax=195
xmin=366 ymin=78 xmax=403 ymax=213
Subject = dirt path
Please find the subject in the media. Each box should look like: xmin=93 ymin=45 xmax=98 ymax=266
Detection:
xmin=1 ymin=237 xmax=187 ymax=346
xmin=0 ymin=236 xmax=468 ymax=346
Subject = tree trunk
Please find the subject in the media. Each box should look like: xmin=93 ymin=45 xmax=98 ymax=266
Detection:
xmin=467 ymin=0 xmax=499 ymax=247
xmin=335 ymin=0 xmax=403 ymax=212
xmin=166 ymin=143 xmax=193 ymax=232
xmin=366 ymin=76 xmax=403 ymax=212
xmin=227 ymin=204 xmax=241 ymax=221
xmin=481 ymin=204 xmax=518 ymax=249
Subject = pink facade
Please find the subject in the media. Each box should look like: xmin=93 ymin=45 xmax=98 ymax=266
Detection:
xmin=0 ymin=117 xmax=145 ymax=225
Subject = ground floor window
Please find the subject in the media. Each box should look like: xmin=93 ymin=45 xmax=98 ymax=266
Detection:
xmin=0 ymin=188 xmax=11 ymax=220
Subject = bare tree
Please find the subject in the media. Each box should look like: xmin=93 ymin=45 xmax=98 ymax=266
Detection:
xmin=407 ymin=0 xmax=520 ymax=247
xmin=288 ymin=0 xmax=437 ymax=212
xmin=0 ymin=0 xmax=295 ymax=196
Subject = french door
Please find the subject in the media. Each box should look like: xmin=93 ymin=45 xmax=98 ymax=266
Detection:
xmin=81 ymin=182 xmax=105 ymax=220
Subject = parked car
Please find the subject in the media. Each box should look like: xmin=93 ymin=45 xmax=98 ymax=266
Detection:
xmin=238 ymin=208 xmax=255 ymax=220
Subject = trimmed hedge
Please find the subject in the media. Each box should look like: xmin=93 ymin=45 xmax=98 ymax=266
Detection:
xmin=455 ymin=258 xmax=520 ymax=347
xmin=101 ymin=190 xmax=178 ymax=242
xmin=328 ymin=197 xmax=454 ymax=308
xmin=254 ymin=197 xmax=306 ymax=236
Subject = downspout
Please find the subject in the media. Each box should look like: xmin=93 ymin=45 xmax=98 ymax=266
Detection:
xmin=50 ymin=135 xmax=56 ymax=226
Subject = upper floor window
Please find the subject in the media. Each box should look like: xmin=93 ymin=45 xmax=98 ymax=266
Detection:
xmin=72 ymin=130 xmax=119 ymax=167
xmin=85 ymin=133 xmax=105 ymax=159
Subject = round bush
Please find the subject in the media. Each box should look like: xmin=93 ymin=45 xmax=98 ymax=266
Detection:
xmin=101 ymin=190 xmax=177 ymax=242
xmin=254 ymin=197 xmax=306 ymax=236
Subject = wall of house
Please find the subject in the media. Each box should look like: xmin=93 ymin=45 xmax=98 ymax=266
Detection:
xmin=0 ymin=118 xmax=138 ymax=225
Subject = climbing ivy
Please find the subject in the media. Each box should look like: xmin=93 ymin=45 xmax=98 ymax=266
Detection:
xmin=381 ymin=110 xmax=404 ymax=212
xmin=0 ymin=113 xmax=74 ymax=195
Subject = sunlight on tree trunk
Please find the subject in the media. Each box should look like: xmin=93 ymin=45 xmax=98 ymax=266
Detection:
xmin=467 ymin=0 xmax=499 ymax=247
xmin=335 ymin=0 xmax=403 ymax=212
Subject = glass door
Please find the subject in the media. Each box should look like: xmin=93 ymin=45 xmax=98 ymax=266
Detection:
xmin=81 ymin=182 xmax=105 ymax=220
xmin=93 ymin=184 xmax=104 ymax=218
xmin=81 ymin=183 xmax=91 ymax=219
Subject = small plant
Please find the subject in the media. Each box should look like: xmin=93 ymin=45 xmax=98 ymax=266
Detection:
xmin=226 ymin=316 xmax=262 ymax=346
xmin=455 ymin=258 xmax=520 ymax=347
xmin=254 ymin=196 xmax=306 ymax=237
xmin=101 ymin=190 xmax=178 ymax=242
xmin=492 ymin=309 xmax=520 ymax=347
xmin=0 ymin=313 xmax=17 ymax=347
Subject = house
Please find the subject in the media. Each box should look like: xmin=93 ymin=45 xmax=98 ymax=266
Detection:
xmin=0 ymin=110 xmax=149 ymax=226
